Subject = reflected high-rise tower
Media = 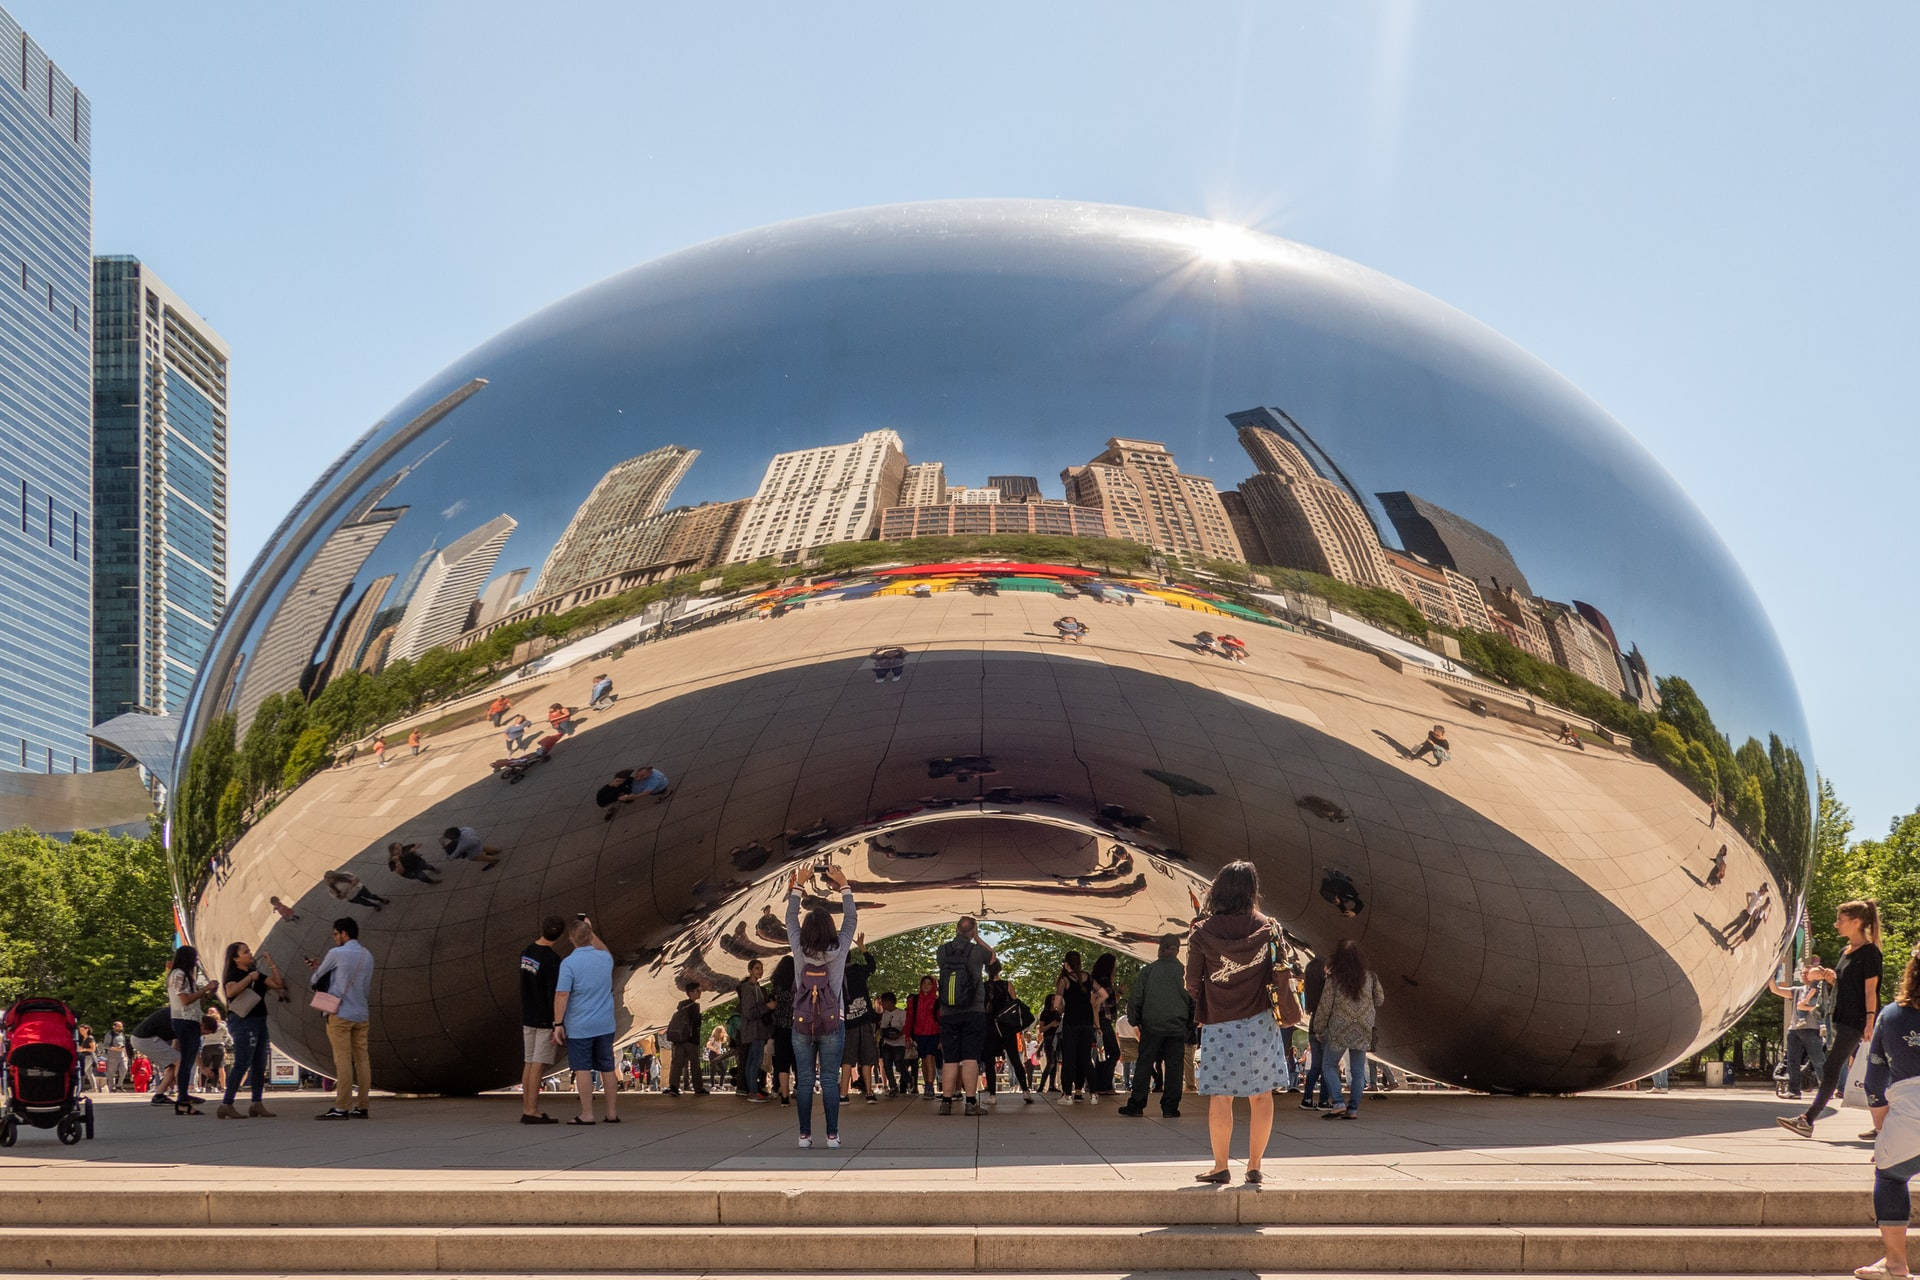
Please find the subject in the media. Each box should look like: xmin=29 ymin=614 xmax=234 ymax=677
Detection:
xmin=727 ymin=430 xmax=907 ymax=563
xmin=1376 ymin=490 xmax=1533 ymax=598
xmin=1061 ymin=438 xmax=1242 ymax=562
xmin=1232 ymin=418 xmax=1398 ymax=591
xmin=232 ymin=479 xmax=408 ymax=733
xmin=389 ymin=514 xmax=518 ymax=664
xmin=531 ymin=444 xmax=696 ymax=600
xmin=90 ymin=258 xmax=231 ymax=764
xmin=1 ymin=8 xmax=91 ymax=774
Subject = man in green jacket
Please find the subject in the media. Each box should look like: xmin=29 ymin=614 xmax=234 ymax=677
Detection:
xmin=1119 ymin=934 xmax=1193 ymax=1118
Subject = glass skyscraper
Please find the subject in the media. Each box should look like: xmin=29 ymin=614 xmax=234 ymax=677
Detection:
xmin=0 ymin=7 xmax=91 ymax=774
xmin=91 ymin=257 xmax=230 ymax=765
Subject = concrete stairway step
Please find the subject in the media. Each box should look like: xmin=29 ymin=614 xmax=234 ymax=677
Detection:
xmin=0 ymin=1274 xmax=1871 ymax=1280
xmin=0 ymin=1184 xmax=1875 ymax=1228
xmin=0 ymin=1224 xmax=1881 ymax=1275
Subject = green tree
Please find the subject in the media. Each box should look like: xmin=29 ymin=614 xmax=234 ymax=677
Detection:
xmin=175 ymin=712 xmax=236 ymax=875
xmin=282 ymin=725 xmax=335 ymax=789
xmin=1804 ymin=776 xmax=1858 ymax=965
xmin=0 ymin=827 xmax=174 ymax=1024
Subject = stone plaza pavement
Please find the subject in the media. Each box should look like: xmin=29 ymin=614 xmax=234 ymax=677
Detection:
xmin=0 ymin=1086 xmax=1870 ymax=1190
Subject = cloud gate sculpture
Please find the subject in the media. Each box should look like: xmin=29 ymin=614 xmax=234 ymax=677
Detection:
xmin=172 ymin=200 xmax=1811 ymax=1095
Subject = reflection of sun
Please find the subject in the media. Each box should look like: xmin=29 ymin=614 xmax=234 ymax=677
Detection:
xmin=1159 ymin=219 xmax=1281 ymax=265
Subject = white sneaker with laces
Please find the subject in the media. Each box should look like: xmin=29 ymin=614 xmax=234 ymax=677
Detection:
xmin=797 ymin=1135 xmax=812 ymax=1149
xmin=826 ymin=1135 xmax=841 ymax=1149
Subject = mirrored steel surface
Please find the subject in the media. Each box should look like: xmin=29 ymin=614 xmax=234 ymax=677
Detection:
xmin=172 ymin=200 xmax=1811 ymax=1094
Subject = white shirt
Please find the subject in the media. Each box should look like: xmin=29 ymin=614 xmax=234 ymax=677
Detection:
xmin=166 ymin=968 xmax=202 ymax=1021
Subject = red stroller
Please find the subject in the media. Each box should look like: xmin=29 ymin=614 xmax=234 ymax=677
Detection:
xmin=1 ymin=997 xmax=95 ymax=1145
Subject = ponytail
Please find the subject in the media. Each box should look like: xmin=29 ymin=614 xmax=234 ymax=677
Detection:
xmin=1839 ymin=898 xmax=1882 ymax=947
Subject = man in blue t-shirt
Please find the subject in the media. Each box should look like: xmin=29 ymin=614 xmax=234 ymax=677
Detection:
xmin=552 ymin=916 xmax=619 ymax=1124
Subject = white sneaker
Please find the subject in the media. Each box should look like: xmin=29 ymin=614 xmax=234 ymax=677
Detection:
xmin=797 ymin=1135 xmax=812 ymax=1149
xmin=826 ymin=1135 xmax=841 ymax=1149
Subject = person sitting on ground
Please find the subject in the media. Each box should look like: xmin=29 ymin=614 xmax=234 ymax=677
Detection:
xmin=1053 ymin=616 xmax=1088 ymax=644
xmin=588 ymin=674 xmax=616 ymax=710
xmin=1706 ymin=845 xmax=1729 ymax=887
xmin=440 ymin=826 xmax=503 ymax=869
xmin=1408 ymin=723 xmax=1450 ymax=765
xmin=1217 ymin=634 xmax=1247 ymax=662
xmin=387 ymin=842 xmax=442 ymax=884
xmin=322 ymin=870 xmax=389 ymax=910
xmin=1194 ymin=630 xmax=1220 ymax=655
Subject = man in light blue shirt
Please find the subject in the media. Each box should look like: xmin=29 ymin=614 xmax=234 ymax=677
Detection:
xmin=553 ymin=916 xmax=619 ymax=1123
xmin=309 ymin=917 xmax=376 ymax=1120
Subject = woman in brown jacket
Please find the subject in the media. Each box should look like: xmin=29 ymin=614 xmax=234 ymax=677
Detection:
xmin=1186 ymin=861 xmax=1290 ymax=1185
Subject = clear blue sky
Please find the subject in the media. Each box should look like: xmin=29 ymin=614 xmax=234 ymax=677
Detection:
xmin=15 ymin=1 xmax=1914 ymax=833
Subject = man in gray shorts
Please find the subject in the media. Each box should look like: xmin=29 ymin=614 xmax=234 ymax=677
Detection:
xmin=518 ymin=915 xmax=566 ymax=1124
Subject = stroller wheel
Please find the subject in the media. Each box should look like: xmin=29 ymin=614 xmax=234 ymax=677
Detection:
xmin=56 ymin=1116 xmax=81 ymax=1145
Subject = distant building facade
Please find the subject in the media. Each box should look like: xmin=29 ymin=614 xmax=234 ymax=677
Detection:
xmin=531 ymin=444 xmax=695 ymax=599
xmin=1540 ymin=601 xmax=1627 ymax=697
xmin=986 ymin=475 xmax=1042 ymax=503
xmin=90 ymin=258 xmax=230 ymax=766
xmin=1 ymin=7 xmax=91 ymax=773
xmin=1061 ymin=437 xmax=1242 ymax=563
xmin=388 ymin=513 xmax=517 ymax=664
xmin=1376 ymin=490 xmax=1532 ymax=597
xmin=1383 ymin=549 xmax=1492 ymax=632
xmin=1232 ymin=421 xmax=1397 ymax=591
xmin=946 ymin=485 xmax=1001 ymax=504
xmin=878 ymin=500 xmax=1109 ymax=541
xmin=726 ymin=429 xmax=907 ymax=563
xmin=897 ymin=461 xmax=947 ymax=507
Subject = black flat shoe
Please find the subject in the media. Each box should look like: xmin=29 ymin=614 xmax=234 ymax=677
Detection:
xmin=1244 ymin=1169 xmax=1263 ymax=1185
xmin=1194 ymin=1168 xmax=1231 ymax=1184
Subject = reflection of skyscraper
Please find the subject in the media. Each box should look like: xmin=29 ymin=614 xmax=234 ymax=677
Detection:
xmin=898 ymin=461 xmax=947 ymax=506
xmin=1574 ymin=600 xmax=1639 ymax=703
xmin=389 ymin=514 xmax=517 ymax=664
xmin=1485 ymin=585 xmax=1554 ymax=663
xmin=390 ymin=541 xmax=437 ymax=613
xmin=532 ymin=444 xmax=696 ymax=599
xmin=1061 ymin=438 xmax=1242 ymax=562
xmin=1218 ymin=490 xmax=1271 ymax=565
xmin=474 ymin=568 xmax=529 ymax=628
xmin=947 ymin=485 xmax=1001 ymax=504
xmin=1227 ymin=407 xmax=1382 ymax=539
xmin=1376 ymin=491 xmax=1532 ymax=597
xmin=659 ymin=499 xmax=751 ymax=570
xmin=90 ymin=257 xmax=231 ymax=768
xmin=313 ymin=573 xmax=395 ymax=693
xmin=1626 ymin=645 xmax=1661 ymax=712
xmin=727 ymin=430 xmax=907 ymax=563
xmin=1540 ymin=601 xmax=1626 ymax=696
xmin=1232 ymin=421 xmax=1397 ymax=590
xmin=987 ymin=475 xmax=1042 ymax=503
xmin=233 ymin=478 xmax=408 ymax=732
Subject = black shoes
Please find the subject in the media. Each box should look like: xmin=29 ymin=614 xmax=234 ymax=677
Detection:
xmin=520 ymin=1113 xmax=558 ymax=1125
xmin=938 ymin=1096 xmax=954 ymax=1115
xmin=1116 ymin=1105 xmax=1145 ymax=1117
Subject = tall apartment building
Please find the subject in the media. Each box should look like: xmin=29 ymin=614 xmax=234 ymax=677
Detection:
xmin=473 ymin=568 xmax=529 ymax=629
xmin=1060 ymin=438 xmax=1242 ymax=563
xmin=90 ymin=258 xmax=230 ymax=764
xmin=1226 ymin=407 xmax=1383 ymax=541
xmin=232 ymin=478 xmax=408 ymax=734
xmin=986 ymin=475 xmax=1042 ymax=503
xmin=1218 ymin=489 xmax=1271 ymax=566
xmin=726 ymin=429 xmax=907 ymax=564
xmin=897 ymin=461 xmax=947 ymax=507
xmin=389 ymin=513 xmax=517 ymax=664
xmin=312 ymin=572 xmax=395 ymax=693
xmin=1 ymin=7 xmax=91 ymax=773
xmin=878 ymin=500 xmax=1108 ymax=541
xmin=1376 ymin=490 xmax=1532 ymax=598
xmin=1232 ymin=421 xmax=1398 ymax=591
xmin=531 ymin=444 xmax=696 ymax=599
xmin=658 ymin=498 xmax=751 ymax=571
xmin=1540 ymin=601 xmax=1627 ymax=697
xmin=946 ymin=484 xmax=1001 ymax=504
xmin=1484 ymin=584 xmax=1555 ymax=663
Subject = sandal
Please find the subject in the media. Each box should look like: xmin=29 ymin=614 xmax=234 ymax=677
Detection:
xmin=603 ymin=1116 xmax=622 ymax=1123
xmin=567 ymin=1117 xmax=595 ymax=1125
xmin=1194 ymin=1168 xmax=1231 ymax=1184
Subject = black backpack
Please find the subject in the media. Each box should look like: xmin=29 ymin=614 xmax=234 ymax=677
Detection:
xmin=666 ymin=1001 xmax=697 ymax=1043
xmin=994 ymin=992 xmax=1035 ymax=1036
xmin=938 ymin=939 xmax=983 ymax=1012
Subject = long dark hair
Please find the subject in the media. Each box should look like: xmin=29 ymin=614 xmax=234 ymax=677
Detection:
xmin=1060 ymin=950 xmax=1083 ymax=978
xmin=798 ymin=907 xmax=838 ymax=958
xmin=1328 ymin=939 xmax=1368 ymax=1000
xmin=222 ymin=941 xmax=252 ymax=982
xmin=1205 ymin=861 xmax=1259 ymax=917
xmin=1090 ymin=952 xmax=1117 ymax=991
xmin=771 ymin=954 xmax=795 ymax=992
xmin=171 ymin=944 xmax=198 ymax=978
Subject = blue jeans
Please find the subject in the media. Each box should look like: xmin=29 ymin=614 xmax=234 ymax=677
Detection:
xmin=741 ymin=1037 xmax=765 ymax=1095
xmin=1325 ymin=1047 xmax=1367 ymax=1113
xmin=223 ymin=1018 xmax=269 ymax=1105
xmin=1650 ymin=1067 xmax=1671 ymax=1089
xmin=1302 ymin=1036 xmax=1332 ymax=1106
xmin=170 ymin=1018 xmax=202 ymax=1104
xmin=792 ymin=1027 xmax=845 ymax=1138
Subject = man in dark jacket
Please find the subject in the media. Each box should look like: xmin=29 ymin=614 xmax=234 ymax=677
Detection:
xmin=1119 ymin=934 xmax=1193 ymax=1118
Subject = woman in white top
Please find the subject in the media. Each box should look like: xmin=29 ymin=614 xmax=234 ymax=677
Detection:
xmin=164 ymin=945 xmax=219 ymax=1115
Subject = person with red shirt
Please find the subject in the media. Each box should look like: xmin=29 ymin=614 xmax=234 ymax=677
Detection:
xmin=904 ymin=975 xmax=942 ymax=1099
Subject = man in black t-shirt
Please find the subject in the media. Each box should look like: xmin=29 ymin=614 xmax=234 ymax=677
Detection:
xmin=518 ymin=915 xmax=567 ymax=1124
xmin=840 ymin=937 xmax=880 ymax=1101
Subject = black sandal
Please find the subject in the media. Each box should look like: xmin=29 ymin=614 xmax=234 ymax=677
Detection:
xmin=1194 ymin=1168 xmax=1231 ymax=1184
xmin=567 ymin=1117 xmax=595 ymax=1125
xmin=1244 ymin=1169 xmax=1263 ymax=1185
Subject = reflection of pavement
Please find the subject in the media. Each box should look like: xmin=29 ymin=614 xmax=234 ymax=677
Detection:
xmin=0 ymin=1088 xmax=1871 ymax=1191
xmin=197 ymin=591 xmax=1782 ymax=1094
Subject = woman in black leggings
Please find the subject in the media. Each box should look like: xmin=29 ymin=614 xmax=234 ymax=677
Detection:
xmin=1779 ymin=898 xmax=1881 ymax=1138
xmin=1036 ymin=995 xmax=1063 ymax=1092
xmin=1057 ymin=951 xmax=1097 ymax=1102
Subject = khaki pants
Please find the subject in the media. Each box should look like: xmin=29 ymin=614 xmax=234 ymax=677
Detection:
xmin=326 ymin=1017 xmax=372 ymax=1109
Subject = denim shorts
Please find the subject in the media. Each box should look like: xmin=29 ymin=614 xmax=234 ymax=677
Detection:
xmin=566 ymin=1032 xmax=615 ymax=1073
